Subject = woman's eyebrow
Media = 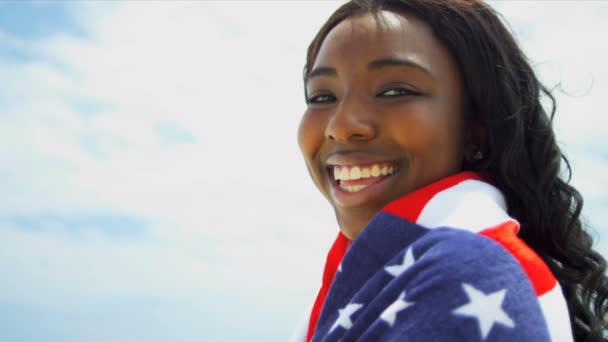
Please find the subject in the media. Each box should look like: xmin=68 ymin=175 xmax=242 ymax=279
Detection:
xmin=306 ymin=66 xmax=337 ymax=83
xmin=306 ymin=57 xmax=433 ymax=83
xmin=368 ymin=57 xmax=434 ymax=79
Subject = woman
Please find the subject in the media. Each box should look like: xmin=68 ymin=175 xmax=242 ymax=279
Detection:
xmin=294 ymin=0 xmax=608 ymax=341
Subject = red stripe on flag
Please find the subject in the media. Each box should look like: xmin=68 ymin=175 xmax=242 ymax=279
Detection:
xmin=480 ymin=221 xmax=556 ymax=296
xmin=382 ymin=171 xmax=483 ymax=223
xmin=306 ymin=232 xmax=350 ymax=341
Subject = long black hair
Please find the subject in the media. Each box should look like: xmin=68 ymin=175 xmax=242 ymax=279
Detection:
xmin=303 ymin=1 xmax=608 ymax=340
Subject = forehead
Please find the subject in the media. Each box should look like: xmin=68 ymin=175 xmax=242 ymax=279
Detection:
xmin=312 ymin=10 xmax=451 ymax=74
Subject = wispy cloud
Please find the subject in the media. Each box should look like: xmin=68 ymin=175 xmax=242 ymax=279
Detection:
xmin=0 ymin=2 xmax=341 ymax=340
xmin=155 ymin=121 xmax=196 ymax=145
xmin=1 ymin=211 xmax=147 ymax=239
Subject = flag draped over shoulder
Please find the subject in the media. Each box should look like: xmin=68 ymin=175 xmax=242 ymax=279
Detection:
xmin=293 ymin=171 xmax=573 ymax=342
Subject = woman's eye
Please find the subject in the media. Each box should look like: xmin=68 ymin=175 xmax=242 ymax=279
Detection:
xmin=378 ymin=88 xmax=418 ymax=97
xmin=307 ymin=94 xmax=336 ymax=104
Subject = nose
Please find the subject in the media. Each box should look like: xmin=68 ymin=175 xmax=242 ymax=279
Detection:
xmin=325 ymin=95 xmax=376 ymax=143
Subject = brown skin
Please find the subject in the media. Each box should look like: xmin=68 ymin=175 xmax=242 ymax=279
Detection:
xmin=298 ymin=11 xmax=474 ymax=239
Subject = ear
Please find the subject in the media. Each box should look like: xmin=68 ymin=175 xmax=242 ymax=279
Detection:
xmin=464 ymin=120 xmax=486 ymax=163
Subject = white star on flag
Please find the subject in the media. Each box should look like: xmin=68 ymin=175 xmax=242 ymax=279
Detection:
xmin=452 ymin=283 xmax=515 ymax=340
xmin=385 ymin=247 xmax=415 ymax=277
xmin=380 ymin=291 xmax=414 ymax=326
xmin=329 ymin=302 xmax=364 ymax=333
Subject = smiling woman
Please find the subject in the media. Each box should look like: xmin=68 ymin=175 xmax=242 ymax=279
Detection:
xmin=300 ymin=11 xmax=466 ymax=240
xmin=295 ymin=1 xmax=608 ymax=341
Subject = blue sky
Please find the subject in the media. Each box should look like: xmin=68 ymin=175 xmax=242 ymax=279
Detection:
xmin=0 ymin=2 xmax=85 ymax=38
xmin=0 ymin=1 xmax=607 ymax=341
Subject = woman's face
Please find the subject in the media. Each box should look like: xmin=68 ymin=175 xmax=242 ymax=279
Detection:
xmin=298 ymin=10 xmax=468 ymax=239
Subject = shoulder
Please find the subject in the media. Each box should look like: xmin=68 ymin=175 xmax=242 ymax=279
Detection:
xmin=387 ymin=223 xmax=541 ymax=298
xmin=370 ymin=224 xmax=572 ymax=341
xmin=313 ymin=174 xmax=574 ymax=341
xmin=411 ymin=221 xmax=555 ymax=295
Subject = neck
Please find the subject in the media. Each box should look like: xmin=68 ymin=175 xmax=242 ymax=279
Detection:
xmin=335 ymin=206 xmax=378 ymax=240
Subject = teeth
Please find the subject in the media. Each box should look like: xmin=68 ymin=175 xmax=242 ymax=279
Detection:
xmin=350 ymin=166 xmax=361 ymax=180
xmin=333 ymin=163 xmax=396 ymax=181
xmin=361 ymin=168 xmax=371 ymax=178
xmin=341 ymin=184 xmax=368 ymax=192
xmin=371 ymin=165 xmax=381 ymax=177
xmin=340 ymin=167 xmax=350 ymax=180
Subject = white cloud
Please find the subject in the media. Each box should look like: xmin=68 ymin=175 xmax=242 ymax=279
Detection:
xmin=0 ymin=2 xmax=342 ymax=340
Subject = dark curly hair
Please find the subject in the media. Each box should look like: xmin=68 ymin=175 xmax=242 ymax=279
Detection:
xmin=303 ymin=0 xmax=608 ymax=340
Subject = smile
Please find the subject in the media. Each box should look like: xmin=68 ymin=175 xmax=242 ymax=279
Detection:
xmin=331 ymin=162 xmax=397 ymax=193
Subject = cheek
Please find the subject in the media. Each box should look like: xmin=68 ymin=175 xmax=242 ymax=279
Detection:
xmin=387 ymin=106 xmax=465 ymax=169
xmin=384 ymin=106 xmax=437 ymax=150
xmin=298 ymin=111 xmax=329 ymax=194
xmin=298 ymin=111 xmax=326 ymax=165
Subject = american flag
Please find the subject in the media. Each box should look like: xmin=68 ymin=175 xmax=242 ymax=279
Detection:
xmin=291 ymin=172 xmax=572 ymax=342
